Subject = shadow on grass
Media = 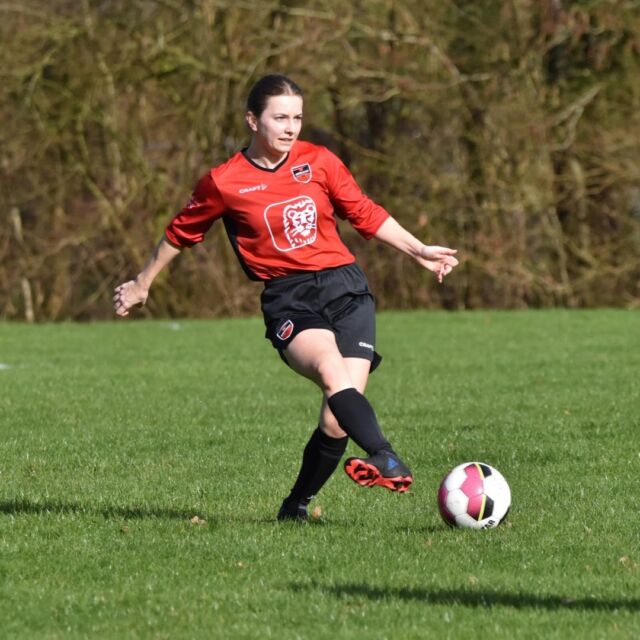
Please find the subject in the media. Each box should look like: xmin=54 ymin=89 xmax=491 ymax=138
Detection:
xmin=291 ymin=581 xmax=640 ymax=612
xmin=0 ymin=497 xmax=338 ymax=526
xmin=0 ymin=497 xmax=215 ymax=523
xmin=0 ymin=498 xmax=440 ymax=529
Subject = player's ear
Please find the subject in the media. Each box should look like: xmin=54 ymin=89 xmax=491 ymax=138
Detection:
xmin=245 ymin=111 xmax=258 ymax=132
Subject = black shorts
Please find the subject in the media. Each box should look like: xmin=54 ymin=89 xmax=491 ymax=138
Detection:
xmin=261 ymin=263 xmax=382 ymax=372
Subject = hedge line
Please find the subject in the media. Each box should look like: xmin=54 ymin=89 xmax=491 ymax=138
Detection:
xmin=1 ymin=0 xmax=639 ymax=320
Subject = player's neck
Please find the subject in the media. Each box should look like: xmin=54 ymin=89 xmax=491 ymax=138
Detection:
xmin=245 ymin=141 xmax=288 ymax=169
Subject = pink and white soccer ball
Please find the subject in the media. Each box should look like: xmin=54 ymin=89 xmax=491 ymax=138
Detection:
xmin=438 ymin=462 xmax=511 ymax=529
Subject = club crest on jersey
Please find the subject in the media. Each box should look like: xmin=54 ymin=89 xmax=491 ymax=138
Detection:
xmin=291 ymin=163 xmax=312 ymax=183
xmin=264 ymin=196 xmax=317 ymax=252
xmin=276 ymin=319 xmax=294 ymax=341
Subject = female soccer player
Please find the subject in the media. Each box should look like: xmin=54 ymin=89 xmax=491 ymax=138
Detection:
xmin=114 ymin=74 xmax=458 ymax=521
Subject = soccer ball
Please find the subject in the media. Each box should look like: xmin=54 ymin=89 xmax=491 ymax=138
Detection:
xmin=438 ymin=462 xmax=511 ymax=529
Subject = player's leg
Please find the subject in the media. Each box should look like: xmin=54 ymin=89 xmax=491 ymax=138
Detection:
xmin=278 ymin=357 xmax=369 ymax=520
xmin=282 ymin=329 xmax=393 ymax=452
xmin=285 ymin=329 xmax=412 ymax=491
xmin=318 ymin=356 xmax=371 ymax=438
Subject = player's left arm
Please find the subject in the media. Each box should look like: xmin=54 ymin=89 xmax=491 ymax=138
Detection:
xmin=373 ymin=217 xmax=459 ymax=283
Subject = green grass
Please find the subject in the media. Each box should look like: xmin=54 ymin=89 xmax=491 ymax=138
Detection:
xmin=0 ymin=310 xmax=638 ymax=639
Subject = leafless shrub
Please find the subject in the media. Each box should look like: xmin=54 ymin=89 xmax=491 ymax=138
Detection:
xmin=1 ymin=0 xmax=639 ymax=320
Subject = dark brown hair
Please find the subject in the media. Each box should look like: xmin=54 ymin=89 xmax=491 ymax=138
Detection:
xmin=246 ymin=74 xmax=303 ymax=117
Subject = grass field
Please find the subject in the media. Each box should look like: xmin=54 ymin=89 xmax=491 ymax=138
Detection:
xmin=0 ymin=310 xmax=638 ymax=639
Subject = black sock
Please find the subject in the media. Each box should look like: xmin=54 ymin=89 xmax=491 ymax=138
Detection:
xmin=287 ymin=427 xmax=348 ymax=505
xmin=327 ymin=388 xmax=393 ymax=456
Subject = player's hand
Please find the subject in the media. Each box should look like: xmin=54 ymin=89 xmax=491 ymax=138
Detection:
xmin=417 ymin=246 xmax=459 ymax=283
xmin=113 ymin=279 xmax=148 ymax=317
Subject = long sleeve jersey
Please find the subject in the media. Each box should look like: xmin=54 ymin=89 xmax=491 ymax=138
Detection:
xmin=165 ymin=141 xmax=390 ymax=281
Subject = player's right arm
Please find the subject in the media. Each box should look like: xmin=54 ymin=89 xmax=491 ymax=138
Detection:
xmin=114 ymin=171 xmax=225 ymax=317
xmin=113 ymin=237 xmax=181 ymax=317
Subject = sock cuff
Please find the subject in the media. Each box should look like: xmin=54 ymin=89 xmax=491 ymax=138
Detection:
xmin=328 ymin=387 xmax=357 ymax=402
xmin=315 ymin=427 xmax=348 ymax=455
xmin=326 ymin=387 xmax=359 ymax=418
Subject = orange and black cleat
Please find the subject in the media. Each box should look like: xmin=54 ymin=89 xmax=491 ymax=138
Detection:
xmin=344 ymin=451 xmax=413 ymax=493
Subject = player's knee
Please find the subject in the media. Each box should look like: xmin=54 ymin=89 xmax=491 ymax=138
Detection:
xmin=315 ymin=356 xmax=351 ymax=395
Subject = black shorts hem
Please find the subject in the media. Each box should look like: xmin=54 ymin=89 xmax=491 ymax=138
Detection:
xmin=266 ymin=315 xmax=332 ymax=350
xmin=278 ymin=347 xmax=382 ymax=373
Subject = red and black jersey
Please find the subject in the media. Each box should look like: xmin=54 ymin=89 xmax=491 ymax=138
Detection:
xmin=165 ymin=141 xmax=390 ymax=281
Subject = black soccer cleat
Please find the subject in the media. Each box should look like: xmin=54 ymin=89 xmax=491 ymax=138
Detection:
xmin=277 ymin=498 xmax=309 ymax=522
xmin=344 ymin=450 xmax=413 ymax=493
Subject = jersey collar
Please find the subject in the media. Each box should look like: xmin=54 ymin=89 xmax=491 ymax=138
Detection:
xmin=241 ymin=148 xmax=290 ymax=173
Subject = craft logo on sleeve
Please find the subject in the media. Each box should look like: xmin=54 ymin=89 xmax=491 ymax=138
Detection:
xmin=264 ymin=196 xmax=317 ymax=252
xmin=291 ymin=163 xmax=312 ymax=183
xmin=185 ymin=195 xmax=199 ymax=209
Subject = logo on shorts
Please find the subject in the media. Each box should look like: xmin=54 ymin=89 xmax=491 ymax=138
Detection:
xmin=358 ymin=341 xmax=374 ymax=351
xmin=276 ymin=319 xmax=295 ymax=341
xmin=264 ymin=196 xmax=317 ymax=252
xmin=291 ymin=163 xmax=312 ymax=183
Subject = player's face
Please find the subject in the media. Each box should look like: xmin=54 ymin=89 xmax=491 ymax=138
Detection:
xmin=247 ymin=94 xmax=303 ymax=159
